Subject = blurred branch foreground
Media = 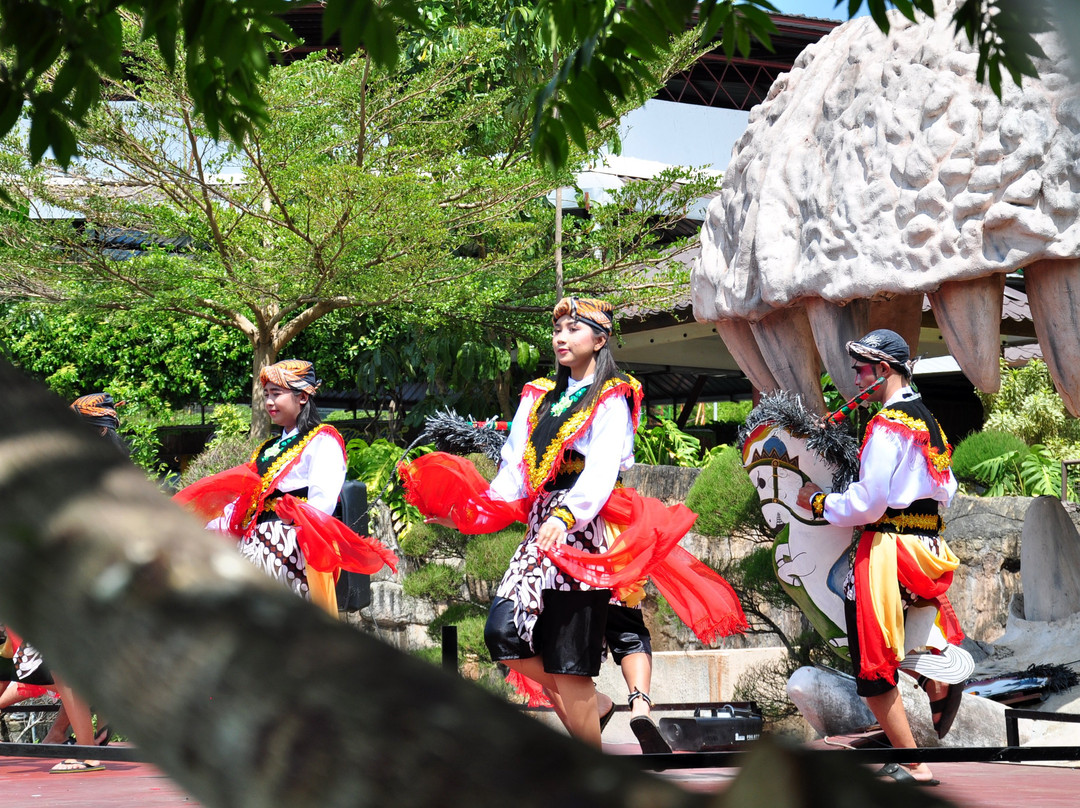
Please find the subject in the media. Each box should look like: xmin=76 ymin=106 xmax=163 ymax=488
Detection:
xmin=0 ymin=359 xmax=945 ymax=808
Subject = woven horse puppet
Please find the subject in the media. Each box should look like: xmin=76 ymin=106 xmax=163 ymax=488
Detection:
xmin=739 ymin=392 xmax=973 ymax=683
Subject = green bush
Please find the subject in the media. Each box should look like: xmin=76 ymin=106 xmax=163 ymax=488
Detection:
xmin=427 ymin=602 xmax=490 ymax=656
xmin=399 ymin=521 xmax=466 ymax=559
xmin=952 ymin=430 xmax=1028 ymax=487
xmin=464 ymin=528 xmax=521 ymax=583
xmin=206 ymin=403 xmax=250 ymax=447
xmin=402 ymin=562 xmax=464 ymax=601
xmin=178 ymin=434 xmax=261 ymax=487
xmin=979 ymin=358 xmax=1080 ymax=445
xmin=636 ymin=418 xmax=703 ymax=466
xmin=684 ymin=445 xmax=765 ymax=537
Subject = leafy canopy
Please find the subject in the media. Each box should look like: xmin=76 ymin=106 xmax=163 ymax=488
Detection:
xmin=0 ymin=0 xmax=1057 ymax=171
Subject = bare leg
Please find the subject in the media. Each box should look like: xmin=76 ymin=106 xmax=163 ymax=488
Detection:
xmin=0 ymin=680 xmax=31 ymax=709
xmin=550 ymin=673 xmax=600 ymax=747
xmin=41 ymin=701 xmax=71 ymax=744
xmin=503 ymin=657 xmax=570 ymax=728
xmin=864 ymin=688 xmax=934 ymax=782
xmin=620 ymin=652 xmax=652 ymax=718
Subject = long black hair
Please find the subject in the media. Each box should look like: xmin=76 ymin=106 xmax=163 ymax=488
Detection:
xmin=294 ymin=394 xmax=323 ymax=434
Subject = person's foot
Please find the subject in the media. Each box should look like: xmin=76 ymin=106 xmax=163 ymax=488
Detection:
xmin=628 ymin=689 xmax=652 ymax=719
xmin=878 ymin=762 xmax=939 ymax=785
xmin=922 ymin=678 xmax=948 ymax=724
xmin=50 ymin=759 xmax=105 ymax=774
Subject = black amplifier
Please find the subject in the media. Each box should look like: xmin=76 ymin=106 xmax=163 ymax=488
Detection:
xmin=658 ymin=703 xmax=763 ymax=751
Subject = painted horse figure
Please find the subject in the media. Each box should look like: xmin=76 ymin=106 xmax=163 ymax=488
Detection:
xmin=739 ymin=392 xmax=973 ymax=683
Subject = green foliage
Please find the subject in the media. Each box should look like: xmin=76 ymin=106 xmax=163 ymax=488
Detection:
xmin=2 ymin=18 xmax=712 ymax=434
xmin=0 ymin=1 xmax=1048 ymax=175
xmin=712 ymin=400 xmax=752 ymax=424
xmin=179 ymin=435 xmax=261 ymax=488
xmin=635 ymin=418 xmax=702 ymax=466
xmin=952 ymin=430 xmax=1029 ymax=487
xmin=121 ymin=416 xmax=166 ymax=477
xmin=684 ymin=445 xmax=765 ymax=537
xmin=426 ymin=602 xmax=490 ymax=656
xmin=971 ymin=444 xmax=1063 ymax=498
xmin=463 ymin=528 xmax=523 ymax=582
xmin=399 ymin=521 xmax=467 ymax=560
xmin=402 ymin=562 xmax=465 ymax=601
xmin=0 ymin=302 xmax=249 ymax=411
xmin=979 ymin=359 xmax=1080 ymax=446
xmin=346 ymin=438 xmax=431 ymax=539
xmin=206 ymin=404 xmax=250 ymax=448
xmin=735 ymin=545 xmax=787 ymax=603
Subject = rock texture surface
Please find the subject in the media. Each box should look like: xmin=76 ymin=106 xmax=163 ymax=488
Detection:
xmin=691 ymin=0 xmax=1080 ymax=411
xmin=1020 ymin=495 xmax=1080 ymax=622
xmin=694 ymin=3 xmax=1080 ymax=318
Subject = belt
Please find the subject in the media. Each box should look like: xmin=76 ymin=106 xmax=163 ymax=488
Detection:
xmin=868 ymin=511 xmax=944 ymax=535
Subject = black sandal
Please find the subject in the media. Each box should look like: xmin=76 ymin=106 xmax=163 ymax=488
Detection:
xmin=627 ymin=690 xmax=671 ymax=754
xmin=918 ymin=676 xmax=963 ymax=739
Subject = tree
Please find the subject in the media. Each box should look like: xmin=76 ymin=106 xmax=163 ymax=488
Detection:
xmin=0 ymin=16 xmax=717 ymax=436
xmin=0 ymin=0 xmax=1059 ymax=172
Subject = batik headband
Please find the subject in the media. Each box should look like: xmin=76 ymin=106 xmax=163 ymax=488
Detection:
xmin=259 ymin=359 xmax=321 ymax=396
xmin=846 ymin=328 xmax=912 ymax=374
xmin=552 ymin=296 xmax=614 ymax=335
xmin=71 ymin=393 xmax=120 ymax=430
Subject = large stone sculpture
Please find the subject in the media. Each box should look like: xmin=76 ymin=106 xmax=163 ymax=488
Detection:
xmin=692 ymin=0 xmax=1080 ymax=412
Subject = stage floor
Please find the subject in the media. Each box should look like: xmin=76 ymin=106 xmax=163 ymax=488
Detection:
xmin=2 ymin=743 xmax=1079 ymax=808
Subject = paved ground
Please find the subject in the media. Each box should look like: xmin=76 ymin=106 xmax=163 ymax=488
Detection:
xmin=3 ymin=742 xmax=1079 ymax=807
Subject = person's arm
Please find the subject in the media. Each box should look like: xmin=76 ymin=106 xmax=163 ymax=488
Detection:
xmin=302 ymin=432 xmax=347 ymax=516
xmin=488 ymin=391 xmax=536 ymax=502
xmin=820 ymin=426 xmax=903 ymax=527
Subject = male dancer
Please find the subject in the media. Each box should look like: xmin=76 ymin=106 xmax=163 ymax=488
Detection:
xmin=797 ymin=329 xmax=964 ymax=786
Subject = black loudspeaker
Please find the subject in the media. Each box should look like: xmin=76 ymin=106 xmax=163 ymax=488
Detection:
xmin=333 ymin=480 xmax=372 ymax=611
xmin=658 ymin=703 xmax=763 ymax=751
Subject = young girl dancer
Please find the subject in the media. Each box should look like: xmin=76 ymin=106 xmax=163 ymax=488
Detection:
xmin=176 ymin=360 xmax=396 ymax=615
xmin=401 ymin=298 xmax=746 ymax=747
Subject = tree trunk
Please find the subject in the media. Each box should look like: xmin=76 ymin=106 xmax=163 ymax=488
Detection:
xmin=249 ymin=338 xmax=277 ymax=439
xmin=0 ymin=359 xmax=712 ymax=808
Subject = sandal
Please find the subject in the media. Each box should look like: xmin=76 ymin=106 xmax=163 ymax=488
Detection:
xmin=918 ymin=676 xmax=964 ymax=739
xmin=50 ymin=759 xmax=105 ymax=774
xmin=877 ymin=762 xmax=939 ymax=786
xmin=94 ymin=724 xmax=112 ymax=746
xmin=599 ymin=700 xmax=616 ymax=733
xmin=627 ymin=690 xmax=671 ymax=754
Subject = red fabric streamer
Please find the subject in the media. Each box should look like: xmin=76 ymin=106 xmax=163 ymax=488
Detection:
xmin=174 ymin=465 xmax=396 ymax=576
xmin=505 ymin=669 xmax=552 ymax=708
xmin=172 ymin=463 xmax=261 ymax=532
xmin=399 ymin=452 xmax=747 ymax=644
xmin=852 ymin=530 xmax=964 ymax=683
xmin=398 ymin=453 xmax=527 ymax=532
xmin=273 ymin=495 xmax=398 ymax=574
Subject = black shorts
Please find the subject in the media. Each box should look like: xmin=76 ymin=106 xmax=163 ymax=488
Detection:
xmin=605 ymin=604 xmax=651 ymax=664
xmin=485 ymin=589 xmax=611 ymax=677
xmin=845 ymin=598 xmax=896 ymax=698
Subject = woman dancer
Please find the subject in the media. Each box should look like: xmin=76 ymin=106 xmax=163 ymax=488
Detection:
xmin=176 ymin=360 xmax=396 ymax=615
xmin=401 ymin=298 xmax=746 ymax=747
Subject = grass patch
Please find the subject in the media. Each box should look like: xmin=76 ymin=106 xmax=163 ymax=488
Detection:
xmin=684 ymin=445 xmax=765 ymax=537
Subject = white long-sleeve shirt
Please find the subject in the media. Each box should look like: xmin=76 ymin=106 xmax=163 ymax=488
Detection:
xmin=824 ymin=388 xmax=957 ymax=528
xmin=271 ymin=427 xmax=347 ymax=516
xmin=489 ymin=374 xmax=635 ymax=531
xmin=208 ymin=428 xmax=347 ymax=530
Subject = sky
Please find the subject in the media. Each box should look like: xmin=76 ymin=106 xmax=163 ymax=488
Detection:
xmin=616 ymin=1 xmax=865 ymax=170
